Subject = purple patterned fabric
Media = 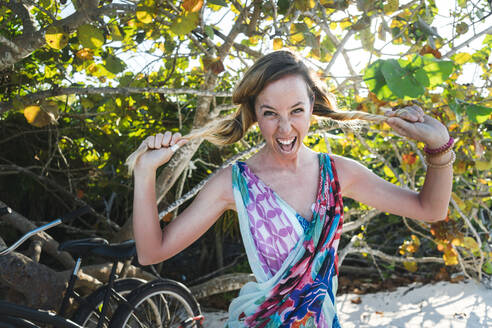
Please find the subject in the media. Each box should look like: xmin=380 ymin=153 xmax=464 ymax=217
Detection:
xmin=238 ymin=162 xmax=305 ymax=278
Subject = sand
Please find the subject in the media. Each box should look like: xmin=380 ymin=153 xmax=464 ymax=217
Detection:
xmin=201 ymin=280 xmax=492 ymax=327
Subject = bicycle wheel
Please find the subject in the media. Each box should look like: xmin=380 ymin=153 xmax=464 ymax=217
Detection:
xmin=109 ymin=279 xmax=202 ymax=328
xmin=73 ymin=277 xmax=145 ymax=327
xmin=0 ymin=315 xmax=38 ymax=328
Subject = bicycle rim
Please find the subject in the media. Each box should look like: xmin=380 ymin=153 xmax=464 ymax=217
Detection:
xmin=73 ymin=278 xmax=145 ymax=328
xmin=111 ymin=280 xmax=201 ymax=328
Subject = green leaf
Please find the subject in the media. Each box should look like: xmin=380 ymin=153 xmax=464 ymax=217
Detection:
xmin=105 ymin=55 xmax=126 ymax=74
xmin=363 ymin=60 xmax=396 ymax=100
xmin=170 ymin=12 xmax=199 ymax=36
xmin=483 ymin=260 xmax=492 ymax=275
xmin=421 ymin=55 xmax=453 ymax=87
xmin=448 ymin=99 xmax=462 ymax=121
xmin=207 ymin=0 xmax=227 ymax=6
xmin=414 ymin=68 xmax=430 ymax=87
xmin=381 ymin=59 xmax=424 ymax=99
xmin=464 ymin=103 xmax=491 ymax=123
xmin=483 ymin=34 xmax=492 ymax=46
xmin=204 ymin=25 xmax=215 ymax=40
xmin=78 ymin=24 xmax=105 ymax=49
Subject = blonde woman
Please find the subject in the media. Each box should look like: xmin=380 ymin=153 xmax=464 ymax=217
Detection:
xmin=129 ymin=50 xmax=453 ymax=327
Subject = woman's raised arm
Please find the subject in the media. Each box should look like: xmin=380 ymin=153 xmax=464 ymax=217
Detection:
xmin=132 ymin=132 xmax=235 ymax=265
xmin=335 ymin=106 xmax=453 ymax=222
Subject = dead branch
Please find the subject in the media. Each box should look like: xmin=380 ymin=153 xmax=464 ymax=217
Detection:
xmin=0 ymin=200 xmax=75 ymax=268
xmin=342 ymin=208 xmax=381 ymax=233
xmin=0 ymin=237 xmax=67 ymax=309
xmin=190 ymin=273 xmax=255 ymax=299
xmin=78 ymin=262 xmax=156 ymax=283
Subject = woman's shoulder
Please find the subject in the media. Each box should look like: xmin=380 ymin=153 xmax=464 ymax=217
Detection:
xmin=321 ymin=153 xmax=368 ymax=192
xmin=202 ymin=165 xmax=235 ymax=208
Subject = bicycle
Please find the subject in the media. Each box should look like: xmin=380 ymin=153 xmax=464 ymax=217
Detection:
xmin=0 ymin=206 xmax=143 ymax=328
xmin=0 ymin=206 xmax=204 ymax=328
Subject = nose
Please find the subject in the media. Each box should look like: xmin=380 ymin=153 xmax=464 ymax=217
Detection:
xmin=278 ymin=115 xmax=292 ymax=133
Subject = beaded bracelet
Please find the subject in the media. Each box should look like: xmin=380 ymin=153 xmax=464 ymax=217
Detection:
xmin=425 ymin=150 xmax=456 ymax=169
xmin=424 ymin=137 xmax=454 ymax=155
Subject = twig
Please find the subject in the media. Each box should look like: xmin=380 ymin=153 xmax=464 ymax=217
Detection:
xmin=158 ymin=142 xmax=265 ymax=219
xmin=444 ymin=26 xmax=492 ymax=58
xmin=450 ymin=197 xmax=484 ymax=280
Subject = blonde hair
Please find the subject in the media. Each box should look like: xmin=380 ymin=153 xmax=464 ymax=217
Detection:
xmin=126 ymin=49 xmax=386 ymax=173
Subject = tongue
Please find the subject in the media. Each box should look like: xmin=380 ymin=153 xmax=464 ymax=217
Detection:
xmin=279 ymin=138 xmax=295 ymax=151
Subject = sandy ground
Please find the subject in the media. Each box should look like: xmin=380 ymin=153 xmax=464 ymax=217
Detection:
xmin=201 ymin=280 xmax=492 ymax=327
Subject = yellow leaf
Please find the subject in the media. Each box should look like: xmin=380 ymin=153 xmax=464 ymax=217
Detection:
xmin=451 ymin=192 xmax=466 ymax=210
xmin=76 ymin=48 xmax=94 ymax=61
xmin=443 ymin=249 xmax=459 ymax=266
xmin=290 ymin=24 xmax=305 ymax=44
xmin=340 ymin=19 xmax=351 ymax=29
xmin=136 ymin=10 xmax=154 ymax=24
xmin=403 ymin=261 xmax=418 ymax=272
xmin=24 ymin=105 xmax=55 ymax=128
xmin=273 ymin=38 xmax=283 ymax=50
xmin=295 ymin=0 xmax=315 ymax=11
xmin=109 ymin=24 xmax=123 ymax=41
xmin=182 ymin=0 xmax=203 ymax=12
xmin=329 ymin=22 xmax=337 ymax=30
xmin=411 ymin=235 xmax=421 ymax=247
xmin=453 ymin=52 xmax=472 ymax=65
xmin=463 ymin=237 xmax=480 ymax=252
xmin=451 ymin=237 xmax=463 ymax=247
xmin=45 ymin=25 xmax=69 ymax=50
xmin=383 ymin=165 xmax=395 ymax=178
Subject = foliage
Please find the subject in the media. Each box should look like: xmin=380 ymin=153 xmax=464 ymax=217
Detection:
xmin=0 ymin=0 xmax=491 ymax=306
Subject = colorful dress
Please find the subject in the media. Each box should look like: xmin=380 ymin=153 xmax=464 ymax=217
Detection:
xmin=226 ymin=153 xmax=344 ymax=328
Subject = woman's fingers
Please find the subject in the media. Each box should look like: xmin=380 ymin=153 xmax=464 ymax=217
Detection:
xmin=170 ymin=132 xmax=182 ymax=146
xmin=162 ymin=131 xmax=172 ymax=147
xmin=385 ymin=105 xmax=425 ymax=123
xmin=386 ymin=116 xmax=416 ymax=137
xmin=144 ymin=132 xmax=186 ymax=150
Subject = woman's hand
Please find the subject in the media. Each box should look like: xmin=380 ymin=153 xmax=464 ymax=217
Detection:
xmin=134 ymin=132 xmax=188 ymax=173
xmin=385 ymin=105 xmax=450 ymax=148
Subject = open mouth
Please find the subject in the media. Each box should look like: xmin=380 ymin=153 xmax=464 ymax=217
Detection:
xmin=276 ymin=136 xmax=297 ymax=152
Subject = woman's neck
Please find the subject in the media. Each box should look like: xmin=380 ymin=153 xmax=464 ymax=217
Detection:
xmin=255 ymin=145 xmax=315 ymax=174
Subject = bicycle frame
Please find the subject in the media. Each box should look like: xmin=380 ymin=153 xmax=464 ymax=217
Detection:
xmin=0 ymin=206 xmax=89 ymax=328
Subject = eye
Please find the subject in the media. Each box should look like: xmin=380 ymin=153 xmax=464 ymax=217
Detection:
xmin=292 ymin=108 xmax=304 ymax=114
xmin=263 ymin=110 xmax=276 ymax=116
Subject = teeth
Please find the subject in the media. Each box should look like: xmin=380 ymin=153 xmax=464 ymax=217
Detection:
xmin=277 ymin=137 xmax=295 ymax=145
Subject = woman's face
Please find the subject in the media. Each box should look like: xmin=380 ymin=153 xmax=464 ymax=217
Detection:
xmin=255 ymin=74 xmax=314 ymax=159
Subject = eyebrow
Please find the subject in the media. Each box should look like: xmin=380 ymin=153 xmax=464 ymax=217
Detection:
xmin=259 ymin=101 xmax=305 ymax=110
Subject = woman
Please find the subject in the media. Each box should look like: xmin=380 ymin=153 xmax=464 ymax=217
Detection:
xmin=128 ymin=50 xmax=453 ymax=327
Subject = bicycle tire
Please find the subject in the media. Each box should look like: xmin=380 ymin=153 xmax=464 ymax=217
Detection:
xmin=0 ymin=315 xmax=38 ymax=328
xmin=72 ymin=277 xmax=146 ymax=328
xmin=109 ymin=279 xmax=202 ymax=328
xmin=0 ymin=301 xmax=81 ymax=328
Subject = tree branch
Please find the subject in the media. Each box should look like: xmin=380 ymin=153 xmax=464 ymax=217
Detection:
xmin=0 ymin=86 xmax=233 ymax=114
xmin=0 ymin=3 xmax=136 ymax=70
xmin=443 ymin=26 xmax=492 ymax=58
xmin=0 ymin=164 xmax=119 ymax=231
xmin=342 ymin=208 xmax=381 ymax=233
